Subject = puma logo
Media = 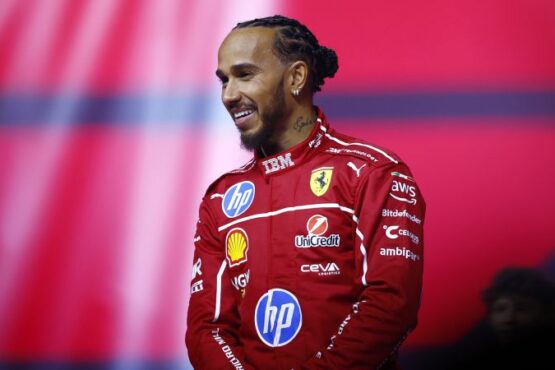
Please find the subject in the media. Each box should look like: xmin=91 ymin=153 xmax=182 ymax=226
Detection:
xmin=347 ymin=162 xmax=366 ymax=177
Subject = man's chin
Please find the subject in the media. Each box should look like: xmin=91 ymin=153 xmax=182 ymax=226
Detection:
xmin=239 ymin=125 xmax=273 ymax=152
xmin=239 ymin=132 xmax=260 ymax=152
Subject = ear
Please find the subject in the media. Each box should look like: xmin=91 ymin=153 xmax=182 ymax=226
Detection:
xmin=287 ymin=60 xmax=309 ymax=96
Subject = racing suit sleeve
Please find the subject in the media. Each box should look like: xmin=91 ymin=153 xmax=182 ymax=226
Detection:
xmin=186 ymin=198 xmax=254 ymax=370
xmin=301 ymin=163 xmax=425 ymax=369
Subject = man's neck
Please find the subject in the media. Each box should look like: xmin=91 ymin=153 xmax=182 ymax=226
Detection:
xmin=261 ymin=105 xmax=317 ymax=156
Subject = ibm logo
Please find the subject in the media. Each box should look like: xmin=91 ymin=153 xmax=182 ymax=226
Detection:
xmin=261 ymin=153 xmax=295 ymax=174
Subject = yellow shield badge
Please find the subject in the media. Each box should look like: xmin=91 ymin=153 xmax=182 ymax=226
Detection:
xmin=226 ymin=228 xmax=249 ymax=267
xmin=310 ymin=167 xmax=333 ymax=197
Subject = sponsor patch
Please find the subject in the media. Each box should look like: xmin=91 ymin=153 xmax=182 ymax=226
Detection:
xmin=310 ymin=167 xmax=333 ymax=197
xmin=191 ymin=257 xmax=202 ymax=280
xmin=301 ymin=262 xmax=341 ymax=276
xmin=391 ymin=171 xmax=415 ymax=181
xmin=295 ymin=215 xmax=340 ymax=248
xmin=261 ymin=153 xmax=294 ymax=174
xmin=382 ymin=209 xmax=422 ymax=224
xmin=379 ymin=246 xmax=420 ymax=261
xmin=191 ymin=280 xmax=204 ymax=294
xmin=231 ymin=270 xmax=250 ymax=298
xmin=212 ymin=329 xmax=246 ymax=369
xmin=226 ymin=228 xmax=249 ymax=267
xmin=307 ymin=214 xmax=328 ymax=235
xmin=222 ymin=181 xmax=255 ymax=218
xmin=255 ymin=288 xmax=302 ymax=347
xmin=383 ymin=225 xmax=420 ymax=245
xmin=190 ymin=257 xmax=203 ymax=294
xmin=326 ymin=147 xmax=378 ymax=163
xmin=347 ymin=161 xmax=367 ymax=177
xmin=389 ymin=173 xmax=417 ymax=205
xmin=308 ymin=133 xmax=323 ymax=148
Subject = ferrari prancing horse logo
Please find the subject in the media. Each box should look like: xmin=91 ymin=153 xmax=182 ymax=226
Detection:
xmin=310 ymin=167 xmax=333 ymax=197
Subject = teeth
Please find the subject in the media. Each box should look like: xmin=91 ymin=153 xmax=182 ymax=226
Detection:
xmin=234 ymin=110 xmax=253 ymax=119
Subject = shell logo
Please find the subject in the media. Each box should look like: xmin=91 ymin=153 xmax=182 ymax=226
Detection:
xmin=226 ymin=228 xmax=249 ymax=267
xmin=306 ymin=215 xmax=328 ymax=236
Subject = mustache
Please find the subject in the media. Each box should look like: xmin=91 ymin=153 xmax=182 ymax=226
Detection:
xmin=228 ymin=102 xmax=256 ymax=111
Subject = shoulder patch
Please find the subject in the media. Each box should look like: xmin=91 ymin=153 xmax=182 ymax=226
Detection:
xmin=322 ymin=129 xmax=402 ymax=167
xmin=204 ymin=158 xmax=256 ymax=198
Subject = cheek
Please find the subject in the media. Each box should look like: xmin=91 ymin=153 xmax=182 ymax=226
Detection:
xmin=516 ymin=310 xmax=542 ymax=324
xmin=489 ymin=314 xmax=505 ymax=326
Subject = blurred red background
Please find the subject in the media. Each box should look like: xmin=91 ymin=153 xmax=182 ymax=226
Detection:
xmin=1 ymin=0 xmax=554 ymax=368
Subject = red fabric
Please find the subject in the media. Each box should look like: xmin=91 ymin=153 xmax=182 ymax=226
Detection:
xmin=186 ymin=111 xmax=425 ymax=369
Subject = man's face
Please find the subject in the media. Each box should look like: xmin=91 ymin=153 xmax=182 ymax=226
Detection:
xmin=217 ymin=27 xmax=289 ymax=151
xmin=489 ymin=295 xmax=546 ymax=343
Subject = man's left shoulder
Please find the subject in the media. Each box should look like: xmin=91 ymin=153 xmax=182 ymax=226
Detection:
xmin=322 ymin=128 xmax=404 ymax=169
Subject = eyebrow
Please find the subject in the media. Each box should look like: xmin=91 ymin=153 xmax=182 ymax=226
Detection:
xmin=215 ymin=63 xmax=262 ymax=79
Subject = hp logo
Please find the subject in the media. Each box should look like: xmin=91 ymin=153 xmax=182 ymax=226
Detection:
xmin=254 ymin=288 xmax=302 ymax=347
xmin=222 ymin=181 xmax=255 ymax=218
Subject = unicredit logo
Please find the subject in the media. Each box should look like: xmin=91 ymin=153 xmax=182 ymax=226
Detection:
xmin=306 ymin=214 xmax=328 ymax=235
xmin=295 ymin=215 xmax=340 ymax=248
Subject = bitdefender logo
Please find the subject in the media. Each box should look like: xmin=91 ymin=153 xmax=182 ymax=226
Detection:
xmin=295 ymin=214 xmax=340 ymax=248
xmin=382 ymin=209 xmax=422 ymax=224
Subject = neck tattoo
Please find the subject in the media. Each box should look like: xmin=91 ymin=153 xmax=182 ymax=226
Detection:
xmin=293 ymin=116 xmax=316 ymax=132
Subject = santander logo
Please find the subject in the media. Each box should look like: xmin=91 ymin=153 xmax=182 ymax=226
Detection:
xmin=307 ymin=214 xmax=328 ymax=235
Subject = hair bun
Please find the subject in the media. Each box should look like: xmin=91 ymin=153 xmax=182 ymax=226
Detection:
xmin=235 ymin=15 xmax=338 ymax=93
xmin=317 ymin=46 xmax=338 ymax=78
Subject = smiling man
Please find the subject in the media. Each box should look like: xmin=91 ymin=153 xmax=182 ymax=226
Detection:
xmin=186 ymin=15 xmax=425 ymax=370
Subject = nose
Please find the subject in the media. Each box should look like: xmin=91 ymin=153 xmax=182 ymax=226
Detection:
xmin=222 ymin=79 xmax=240 ymax=107
xmin=501 ymin=307 xmax=516 ymax=323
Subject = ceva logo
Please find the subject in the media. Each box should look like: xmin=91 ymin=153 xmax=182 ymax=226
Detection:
xmin=301 ymin=262 xmax=341 ymax=276
xmin=222 ymin=181 xmax=255 ymax=218
xmin=255 ymin=289 xmax=302 ymax=347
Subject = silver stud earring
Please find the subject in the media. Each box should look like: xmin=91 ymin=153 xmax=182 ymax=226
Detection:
xmin=293 ymin=88 xmax=300 ymax=96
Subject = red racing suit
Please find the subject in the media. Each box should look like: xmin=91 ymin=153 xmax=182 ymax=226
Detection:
xmin=186 ymin=110 xmax=425 ymax=370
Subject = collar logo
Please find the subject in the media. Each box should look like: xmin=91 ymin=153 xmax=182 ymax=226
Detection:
xmin=310 ymin=167 xmax=333 ymax=197
xmin=226 ymin=228 xmax=249 ymax=267
xmin=261 ymin=153 xmax=295 ymax=174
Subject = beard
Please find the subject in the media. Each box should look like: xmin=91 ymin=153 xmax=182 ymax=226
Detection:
xmin=239 ymin=79 xmax=287 ymax=152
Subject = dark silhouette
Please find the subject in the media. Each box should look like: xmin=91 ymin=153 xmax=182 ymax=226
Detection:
xmin=446 ymin=267 xmax=555 ymax=370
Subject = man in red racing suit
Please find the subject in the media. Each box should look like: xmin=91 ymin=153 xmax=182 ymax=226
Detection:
xmin=186 ymin=16 xmax=425 ymax=370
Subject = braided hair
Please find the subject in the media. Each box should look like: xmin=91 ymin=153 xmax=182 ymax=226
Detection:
xmin=482 ymin=267 xmax=555 ymax=311
xmin=234 ymin=15 xmax=338 ymax=93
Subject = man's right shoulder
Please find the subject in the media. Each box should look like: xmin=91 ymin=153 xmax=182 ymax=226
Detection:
xmin=202 ymin=157 xmax=257 ymax=198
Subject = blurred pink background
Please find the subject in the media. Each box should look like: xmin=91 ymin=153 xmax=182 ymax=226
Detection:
xmin=1 ymin=0 xmax=554 ymax=368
